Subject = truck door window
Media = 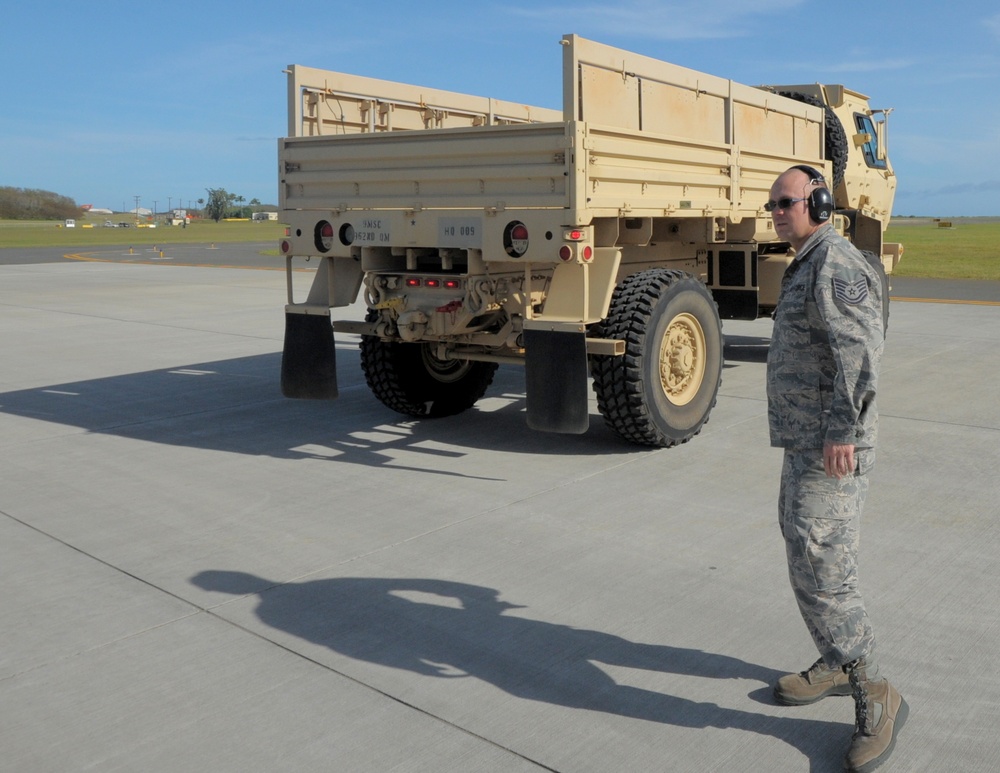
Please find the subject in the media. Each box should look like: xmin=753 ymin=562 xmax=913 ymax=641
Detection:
xmin=855 ymin=114 xmax=887 ymax=169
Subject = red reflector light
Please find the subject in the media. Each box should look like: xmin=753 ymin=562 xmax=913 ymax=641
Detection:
xmin=559 ymin=246 xmax=573 ymax=261
xmin=405 ymin=278 xmax=421 ymax=287
xmin=424 ymin=278 xmax=440 ymax=288
xmin=443 ymin=279 xmax=461 ymax=289
xmin=568 ymin=229 xmax=584 ymax=241
xmin=280 ymin=240 xmax=291 ymax=254
xmin=583 ymin=246 xmax=593 ymax=261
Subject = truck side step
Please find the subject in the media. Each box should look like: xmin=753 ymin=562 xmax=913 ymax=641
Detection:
xmin=281 ymin=311 xmax=339 ymax=399
xmin=524 ymin=329 xmax=589 ymax=435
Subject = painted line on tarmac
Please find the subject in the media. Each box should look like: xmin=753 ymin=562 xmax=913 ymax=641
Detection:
xmin=893 ymin=296 xmax=1000 ymax=306
xmin=62 ymin=251 xmax=296 ymax=272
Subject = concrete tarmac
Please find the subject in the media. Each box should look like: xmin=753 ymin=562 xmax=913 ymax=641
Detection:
xmin=1 ymin=255 xmax=999 ymax=772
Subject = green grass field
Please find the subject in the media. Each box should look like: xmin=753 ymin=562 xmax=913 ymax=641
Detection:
xmin=884 ymin=218 xmax=1000 ymax=280
xmin=0 ymin=215 xmax=285 ymax=249
xmin=2 ymin=214 xmax=998 ymax=280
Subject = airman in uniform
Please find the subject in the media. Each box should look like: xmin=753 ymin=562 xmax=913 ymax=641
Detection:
xmin=765 ymin=166 xmax=907 ymax=773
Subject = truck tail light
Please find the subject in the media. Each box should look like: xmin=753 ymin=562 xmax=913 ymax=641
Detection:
xmin=503 ymin=221 xmax=529 ymax=258
xmin=314 ymin=220 xmax=334 ymax=252
xmin=397 ymin=276 xmax=464 ymax=289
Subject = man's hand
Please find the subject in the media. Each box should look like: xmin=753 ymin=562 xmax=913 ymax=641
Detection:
xmin=824 ymin=442 xmax=856 ymax=479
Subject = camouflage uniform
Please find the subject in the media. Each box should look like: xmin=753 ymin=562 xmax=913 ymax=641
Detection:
xmin=766 ymin=223 xmax=885 ymax=668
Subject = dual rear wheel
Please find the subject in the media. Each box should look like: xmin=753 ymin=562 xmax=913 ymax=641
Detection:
xmin=359 ymin=269 xmax=724 ymax=447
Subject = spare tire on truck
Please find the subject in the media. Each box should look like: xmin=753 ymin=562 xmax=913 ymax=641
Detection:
xmin=776 ymin=90 xmax=849 ymax=187
xmin=590 ymin=269 xmax=724 ymax=447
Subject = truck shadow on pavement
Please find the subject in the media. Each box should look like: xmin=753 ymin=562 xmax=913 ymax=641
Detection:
xmin=0 ymin=349 xmax=647 ymax=478
xmin=191 ymin=571 xmax=850 ymax=771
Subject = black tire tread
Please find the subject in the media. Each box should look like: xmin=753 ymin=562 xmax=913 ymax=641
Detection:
xmin=776 ymin=91 xmax=849 ymax=187
xmin=359 ymin=315 xmax=497 ymax=418
xmin=590 ymin=269 xmax=723 ymax=447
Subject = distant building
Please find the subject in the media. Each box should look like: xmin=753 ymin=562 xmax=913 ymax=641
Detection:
xmin=252 ymin=211 xmax=278 ymax=221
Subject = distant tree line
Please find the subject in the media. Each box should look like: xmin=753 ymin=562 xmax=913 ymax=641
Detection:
xmin=0 ymin=187 xmax=84 ymax=220
xmin=203 ymin=188 xmax=265 ymax=222
xmin=0 ymin=185 xmax=271 ymax=222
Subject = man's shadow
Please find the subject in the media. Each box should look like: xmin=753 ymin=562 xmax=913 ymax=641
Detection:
xmin=192 ymin=573 xmax=849 ymax=770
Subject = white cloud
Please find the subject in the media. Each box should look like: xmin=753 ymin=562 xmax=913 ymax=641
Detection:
xmin=823 ymin=58 xmax=915 ymax=74
xmin=509 ymin=0 xmax=803 ymax=41
xmin=986 ymin=13 xmax=1000 ymax=40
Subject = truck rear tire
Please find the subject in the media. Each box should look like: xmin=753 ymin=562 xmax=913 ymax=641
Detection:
xmin=360 ymin=320 xmax=498 ymax=419
xmin=590 ymin=270 xmax=724 ymax=447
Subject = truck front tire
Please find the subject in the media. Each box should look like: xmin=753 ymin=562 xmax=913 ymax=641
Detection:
xmin=590 ymin=270 xmax=724 ymax=447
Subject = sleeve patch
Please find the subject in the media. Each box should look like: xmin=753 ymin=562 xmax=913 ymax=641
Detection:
xmin=832 ymin=276 xmax=869 ymax=305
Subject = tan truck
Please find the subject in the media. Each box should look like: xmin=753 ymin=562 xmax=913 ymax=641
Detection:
xmin=277 ymin=35 xmax=899 ymax=447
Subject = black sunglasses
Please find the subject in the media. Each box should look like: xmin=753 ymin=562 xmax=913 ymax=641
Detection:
xmin=764 ymin=197 xmax=807 ymax=212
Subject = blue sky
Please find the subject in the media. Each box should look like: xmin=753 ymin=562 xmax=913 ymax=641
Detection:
xmin=2 ymin=1 xmax=998 ymax=217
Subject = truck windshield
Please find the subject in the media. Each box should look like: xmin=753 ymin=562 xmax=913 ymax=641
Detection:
xmin=855 ymin=114 xmax=887 ymax=169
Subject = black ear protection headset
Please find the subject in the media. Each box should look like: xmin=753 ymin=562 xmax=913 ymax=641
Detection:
xmin=790 ymin=164 xmax=835 ymax=224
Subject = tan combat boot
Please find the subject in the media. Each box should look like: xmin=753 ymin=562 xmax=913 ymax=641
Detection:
xmin=774 ymin=658 xmax=852 ymax=705
xmin=844 ymin=659 xmax=909 ymax=773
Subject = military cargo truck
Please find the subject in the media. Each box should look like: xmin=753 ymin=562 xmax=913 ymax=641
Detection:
xmin=277 ymin=35 xmax=899 ymax=447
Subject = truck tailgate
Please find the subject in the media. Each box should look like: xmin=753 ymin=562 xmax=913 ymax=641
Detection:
xmin=280 ymin=122 xmax=574 ymax=212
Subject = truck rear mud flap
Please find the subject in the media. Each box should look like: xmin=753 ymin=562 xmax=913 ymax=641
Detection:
xmin=524 ymin=329 xmax=589 ymax=435
xmin=281 ymin=311 xmax=339 ymax=399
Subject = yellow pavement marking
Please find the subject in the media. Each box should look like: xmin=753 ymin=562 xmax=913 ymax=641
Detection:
xmin=62 ymin=251 xmax=291 ymax=271
xmin=892 ymin=296 xmax=1000 ymax=306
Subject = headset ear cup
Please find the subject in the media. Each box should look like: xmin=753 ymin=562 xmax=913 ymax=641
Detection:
xmin=791 ymin=165 xmax=833 ymax=223
xmin=809 ymin=187 xmax=834 ymax=223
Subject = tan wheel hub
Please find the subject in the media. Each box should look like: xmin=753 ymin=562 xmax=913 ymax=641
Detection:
xmin=659 ymin=312 xmax=707 ymax=406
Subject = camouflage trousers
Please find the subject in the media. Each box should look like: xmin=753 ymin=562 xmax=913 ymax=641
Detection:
xmin=778 ymin=448 xmax=876 ymax=668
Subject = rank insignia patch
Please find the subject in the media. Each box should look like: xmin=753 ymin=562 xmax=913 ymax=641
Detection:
xmin=833 ymin=276 xmax=869 ymax=305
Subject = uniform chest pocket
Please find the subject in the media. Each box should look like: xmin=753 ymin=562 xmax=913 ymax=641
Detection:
xmin=777 ymin=280 xmax=813 ymax=330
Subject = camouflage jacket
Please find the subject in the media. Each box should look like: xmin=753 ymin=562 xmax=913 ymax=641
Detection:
xmin=766 ymin=224 xmax=884 ymax=450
